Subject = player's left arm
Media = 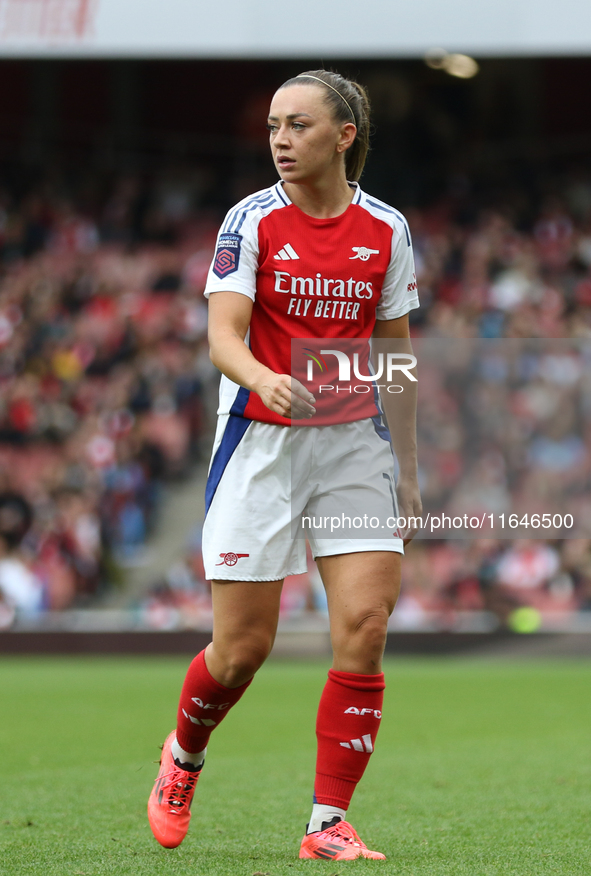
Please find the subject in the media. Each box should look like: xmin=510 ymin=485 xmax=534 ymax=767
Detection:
xmin=373 ymin=314 xmax=422 ymax=544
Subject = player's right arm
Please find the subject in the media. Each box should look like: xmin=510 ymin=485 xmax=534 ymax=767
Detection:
xmin=208 ymin=290 xmax=316 ymax=420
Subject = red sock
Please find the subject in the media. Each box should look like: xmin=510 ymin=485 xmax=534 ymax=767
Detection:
xmin=314 ymin=669 xmax=385 ymax=810
xmin=176 ymin=649 xmax=251 ymax=753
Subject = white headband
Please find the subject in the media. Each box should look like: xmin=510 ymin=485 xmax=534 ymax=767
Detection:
xmin=296 ymin=74 xmax=356 ymax=122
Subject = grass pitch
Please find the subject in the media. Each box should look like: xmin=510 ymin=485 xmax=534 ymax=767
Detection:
xmin=0 ymin=654 xmax=589 ymax=875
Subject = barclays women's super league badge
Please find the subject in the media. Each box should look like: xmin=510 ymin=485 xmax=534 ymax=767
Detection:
xmin=213 ymin=233 xmax=242 ymax=278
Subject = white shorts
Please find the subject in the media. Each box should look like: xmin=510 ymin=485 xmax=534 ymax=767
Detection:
xmin=202 ymin=415 xmax=404 ymax=581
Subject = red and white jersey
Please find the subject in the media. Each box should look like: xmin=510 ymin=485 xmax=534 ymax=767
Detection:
xmin=204 ymin=181 xmax=419 ymax=426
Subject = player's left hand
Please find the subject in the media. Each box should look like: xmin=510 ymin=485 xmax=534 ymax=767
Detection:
xmin=395 ymin=471 xmax=422 ymax=545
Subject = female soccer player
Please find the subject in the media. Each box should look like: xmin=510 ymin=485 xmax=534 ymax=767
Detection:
xmin=148 ymin=69 xmax=421 ymax=861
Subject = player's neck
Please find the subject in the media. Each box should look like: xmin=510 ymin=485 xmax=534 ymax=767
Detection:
xmin=282 ymin=174 xmax=355 ymax=219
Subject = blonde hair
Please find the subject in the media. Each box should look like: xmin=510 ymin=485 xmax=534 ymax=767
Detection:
xmin=279 ymin=69 xmax=371 ymax=182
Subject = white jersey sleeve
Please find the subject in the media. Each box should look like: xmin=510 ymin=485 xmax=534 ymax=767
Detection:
xmin=204 ymin=208 xmax=260 ymax=302
xmin=375 ymin=218 xmax=419 ymax=321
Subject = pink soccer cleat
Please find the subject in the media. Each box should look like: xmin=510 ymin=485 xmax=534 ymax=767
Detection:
xmin=148 ymin=731 xmax=201 ymax=848
xmin=299 ymin=818 xmax=386 ymax=860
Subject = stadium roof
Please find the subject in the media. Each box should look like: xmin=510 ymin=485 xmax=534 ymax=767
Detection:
xmin=0 ymin=0 xmax=589 ymax=59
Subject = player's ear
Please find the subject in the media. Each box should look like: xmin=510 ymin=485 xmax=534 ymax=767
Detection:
xmin=336 ymin=122 xmax=357 ymax=154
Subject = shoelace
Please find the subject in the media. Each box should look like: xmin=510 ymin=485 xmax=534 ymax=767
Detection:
xmin=162 ymin=766 xmax=198 ymax=813
xmin=318 ymin=822 xmax=366 ymax=848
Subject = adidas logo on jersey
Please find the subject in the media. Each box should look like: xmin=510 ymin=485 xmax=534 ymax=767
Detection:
xmin=274 ymin=243 xmax=300 ymax=260
xmin=340 ymin=734 xmax=374 ymax=753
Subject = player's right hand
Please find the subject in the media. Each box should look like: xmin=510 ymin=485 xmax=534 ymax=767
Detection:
xmin=256 ymin=373 xmax=316 ymax=419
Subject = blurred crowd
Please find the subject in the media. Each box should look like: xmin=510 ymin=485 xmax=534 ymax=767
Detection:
xmin=1 ymin=167 xmax=591 ymax=629
xmin=399 ymin=180 xmax=591 ymax=626
xmin=408 ymin=180 xmax=591 ymax=339
xmin=0 ymin=172 xmax=221 ymax=626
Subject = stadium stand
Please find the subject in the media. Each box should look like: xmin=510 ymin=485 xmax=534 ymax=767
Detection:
xmin=0 ymin=58 xmax=590 ymax=632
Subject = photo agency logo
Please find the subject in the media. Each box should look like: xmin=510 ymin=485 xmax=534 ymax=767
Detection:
xmin=303 ymin=347 xmax=417 ymax=394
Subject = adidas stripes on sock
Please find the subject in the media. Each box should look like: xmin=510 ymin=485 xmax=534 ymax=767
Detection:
xmin=313 ymin=668 xmax=385 ymax=811
xmin=176 ymin=649 xmax=252 ymax=754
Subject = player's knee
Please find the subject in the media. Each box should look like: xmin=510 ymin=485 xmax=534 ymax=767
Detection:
xmin=352 ymin=608 xmax=390 ymax=652
xmin=216 ymin=633 xmax=273 ymax=687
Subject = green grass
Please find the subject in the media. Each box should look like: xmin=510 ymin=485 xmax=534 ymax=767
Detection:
xmin=0 ymin=655 xmax=589 ymax=875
